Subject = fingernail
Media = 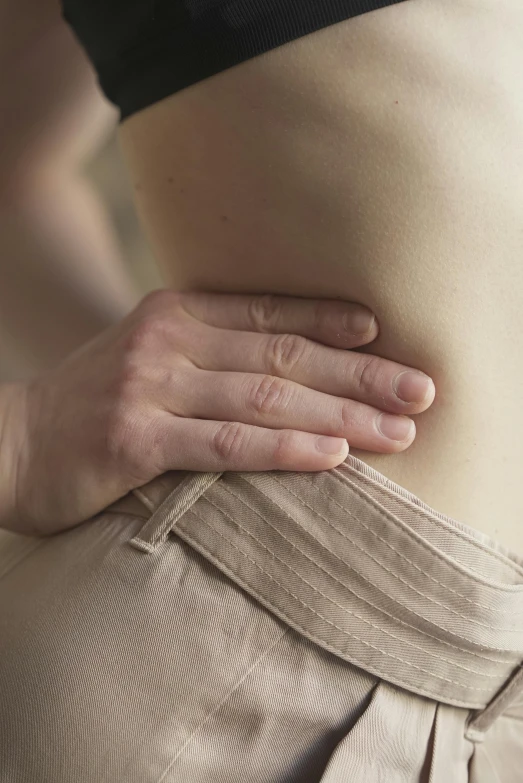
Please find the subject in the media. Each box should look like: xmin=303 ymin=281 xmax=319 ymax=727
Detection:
xmin=344 ymin=309 xmax=376 ymax=335
xmin=377 ymin=413 xmax=415 ymax=441
xmin=316 ymin=436 xmax=348 ymax=455
xmin=393 ymin=371 xmax=435 ymax=403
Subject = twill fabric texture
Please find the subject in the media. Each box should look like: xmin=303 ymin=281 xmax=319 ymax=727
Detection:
xmin=0 ymin=454 xmax=522 ymax=782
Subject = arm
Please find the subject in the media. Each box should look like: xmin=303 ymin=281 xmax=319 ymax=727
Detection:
xmin=0 ymin=0 xmax=139 ymax=377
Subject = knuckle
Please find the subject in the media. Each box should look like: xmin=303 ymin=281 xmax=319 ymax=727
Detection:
xmin=108 ymin=358 xmax=145 ymax=413
xmin=272 ymin=429 xmax=298 ymax=468
xmin=104 ymin=404 xmax=162 ymax=484
xmin=248 ymin=294 xmax=282 ymax=332
xmin=127 ymin=293 xmax=191 ymax=359
xmin=246 ymin=374 xmax=289 ymax=417
xmin=125 ymin=306 xmax=181 ymax=357
xmin=138 ymin=288 xmax=182 ymax=315
xmin=211 ymin=421 xmax=249 ymax=461
xmin=124 ymin=317 xmax=162 ymax=355
xmin=351 ymin=355 xmax=382 ymax=394
xmin=105 ymin=369 xmax=148 ymax=467
xmin=104 ymin=404 xmax=144 ymax=473
xmin=339 ymin=401 xmax=362 ymax=432
xmin=137 ymin=419 xmax=167 ymax=473
xmin=266 ymin=333 xmax=308 ymax=375
xmin=118 ymin=354 xmax=144 ymax=388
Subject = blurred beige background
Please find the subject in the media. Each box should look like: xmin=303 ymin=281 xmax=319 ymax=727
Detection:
xmin=0 ymin=131 xmax=163 ymax=380
xmin=84 ymin=132 xmax=162 ymax=294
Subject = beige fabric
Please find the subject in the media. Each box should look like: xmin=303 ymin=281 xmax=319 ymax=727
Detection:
xmin=0 ymin=454 xmax=522 ymax=782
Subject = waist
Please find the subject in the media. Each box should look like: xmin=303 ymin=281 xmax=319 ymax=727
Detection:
xmin=160 ymin=246 xmax=523 ymax=553
xmin=119 ymin=0 xmax=523 ymax=549
xmin=111 ymin=453 xmax=523 ymax=715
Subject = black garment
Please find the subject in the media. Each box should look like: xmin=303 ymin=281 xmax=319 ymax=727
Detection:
xmin=62 ymin=0 xmax=408 ymax=120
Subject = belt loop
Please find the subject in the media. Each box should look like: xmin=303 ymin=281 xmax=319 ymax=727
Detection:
xmin=129 ymin=471 xmax=223 ymax=553
xmin=465 ymin=661 xmax=523 ymax=743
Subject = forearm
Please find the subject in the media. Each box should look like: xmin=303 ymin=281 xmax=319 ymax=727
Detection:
xmin=0 ymin=176 xmax=139 ymax=377
xmin=0 ymin=1 xmax=140 ymax=377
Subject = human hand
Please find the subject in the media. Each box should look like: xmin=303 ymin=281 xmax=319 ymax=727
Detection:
xmin=3 ymin=289 xmax=435 ymax=536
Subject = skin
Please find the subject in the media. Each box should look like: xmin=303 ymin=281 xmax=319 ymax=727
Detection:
xmin=0 ymin=290 xmax=435 ymax=536
xmin=119 ymin=0 xmax=523 ymax=553
xmin=0 ymin=0 xmax=437 ymax=537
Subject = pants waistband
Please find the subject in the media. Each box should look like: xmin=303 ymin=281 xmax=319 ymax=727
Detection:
xmin=111 ymin=455 xmax=523 ymax=729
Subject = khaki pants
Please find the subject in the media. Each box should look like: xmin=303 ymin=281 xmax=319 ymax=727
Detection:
xmin=1 ymin=455 xmax=522 ymax=782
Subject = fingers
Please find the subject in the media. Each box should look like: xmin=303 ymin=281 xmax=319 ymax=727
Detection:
xmin=154 ymin=414 xmax=349 ymax=473
xmin=182 ymin=327 xmax=435 ymax=415
xmin=164 ymin=369 xmax=416 ymax=453
xmin=177 ymin=291 xmax=378 ymax=348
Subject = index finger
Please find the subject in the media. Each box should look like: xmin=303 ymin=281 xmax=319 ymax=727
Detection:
xmin=177 ymin=291 xmax=379 ymax=349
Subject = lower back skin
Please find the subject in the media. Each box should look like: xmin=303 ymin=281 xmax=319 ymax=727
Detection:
xmin=119 ymin=0 xmax=523 ymax=555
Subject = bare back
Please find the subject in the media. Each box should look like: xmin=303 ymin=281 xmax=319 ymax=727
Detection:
xmin=119 ymin=0 xmax=523 ymax=554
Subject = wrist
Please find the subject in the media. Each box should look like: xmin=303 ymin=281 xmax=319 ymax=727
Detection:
xmin=0 ymin=381 xmax=29 ymax=533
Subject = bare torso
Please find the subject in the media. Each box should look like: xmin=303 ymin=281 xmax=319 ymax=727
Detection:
xmin=119 ymin=0 xmax=523 ymax=555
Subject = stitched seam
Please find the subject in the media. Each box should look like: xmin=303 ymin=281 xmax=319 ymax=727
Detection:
xmin=334 ymin=465 xmax=523 ymax=577
xmin=131 ymin=477 xmax=201 ymax=546
xmin=185 ymin=510 xmax=493 ymax=694
xmin=155 ymin=626 xmax=289 ymax=783
xmin=302 ymin=475 xmax=507 ymax=610
xmin=158 ymin=485 xmax=505 ymax=660
xmin=264 ymin=476 xmax=522 ymax=625
xmin=281 ymin=473 xmax=523 ymax=600
xmin=174 ymin=527 xmax=488 ymax=710
xmin=328 ymin=468 xmax=523 ymax=581
xmin=325 ymin=471 xmax=523 ymax=591
xmin=146 ymin=473 xmax=222 ymax=546
xmin=219 ymin=483 xmax=519 ymax=635
xmin=148 ymin=494 xmax=195 ymax=546
xmin=204 ymin=493 xmax=509 ymax=664
xmin=197 ymin=500 xmax=503 ymax=678
xmin=299 ymin=481 xmax=523 ymax=615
